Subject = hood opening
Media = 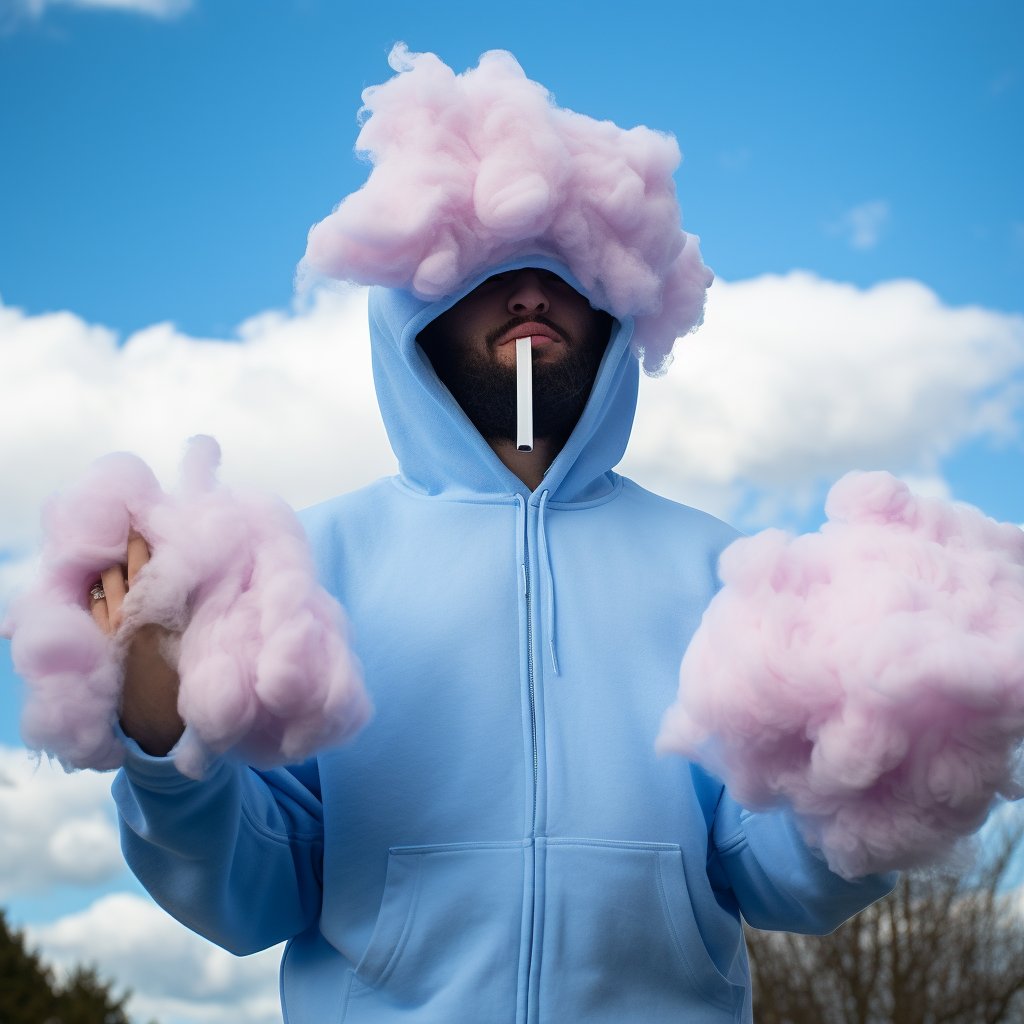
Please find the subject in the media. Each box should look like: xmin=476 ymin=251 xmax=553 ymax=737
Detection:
xmin=368 ymin=255 xmax=639 ymax=505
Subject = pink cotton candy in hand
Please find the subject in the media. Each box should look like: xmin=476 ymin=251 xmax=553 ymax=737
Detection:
xmin=301 ymin=45 xmax=713 ymax=374
xmin=3 ymin=436 xmax=371 ymax=778
xmin=656 ymin=471 xmax=1024 ymax=879
xmin=4 ymin=454 xmax=166 ymax=771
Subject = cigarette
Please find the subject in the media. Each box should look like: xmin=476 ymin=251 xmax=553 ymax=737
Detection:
xmin=516 ymin=336 xmax=533 ymax=452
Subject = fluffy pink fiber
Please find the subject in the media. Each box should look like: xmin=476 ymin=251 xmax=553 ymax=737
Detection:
xmin=657 ymin=471 xmax=1024 ymax=879
xmin=4 ymin=436 xmax=371 ymax=779
xmin=302 ymin=45 xmax=713 ymax=374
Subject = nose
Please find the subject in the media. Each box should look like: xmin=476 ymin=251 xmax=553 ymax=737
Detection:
xmin=507 ymin=272 xmax=550 ymax=317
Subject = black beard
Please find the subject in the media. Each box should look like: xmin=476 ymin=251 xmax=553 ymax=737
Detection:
xmin=422 ymin=313 xmax=612 ymax=446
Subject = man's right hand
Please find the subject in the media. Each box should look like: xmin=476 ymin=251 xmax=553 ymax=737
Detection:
xmin=91 ymin=529 xmax=186 ymax=757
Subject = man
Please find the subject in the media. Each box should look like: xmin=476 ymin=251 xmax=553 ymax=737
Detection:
xmin=104 ymin=255 xmax=894 ymax=1024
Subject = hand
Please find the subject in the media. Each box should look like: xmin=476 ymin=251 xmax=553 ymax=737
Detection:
xmin=90 ymin=529 xmax=186 ymax=757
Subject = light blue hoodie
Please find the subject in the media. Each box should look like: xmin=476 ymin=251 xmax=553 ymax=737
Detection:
xmin=113 ymin=256 xmax=895 ymax=1024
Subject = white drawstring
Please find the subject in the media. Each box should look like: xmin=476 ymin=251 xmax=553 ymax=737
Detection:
xmin=537 ymin=489 xmax=559 ymax=675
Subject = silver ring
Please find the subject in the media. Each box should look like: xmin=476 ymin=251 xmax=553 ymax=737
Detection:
xmin=90 ymin=583 xmax=105 ymax=602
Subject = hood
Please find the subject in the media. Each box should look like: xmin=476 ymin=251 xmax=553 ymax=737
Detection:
xmin=368 ymin=254 xmax=639 ymax=505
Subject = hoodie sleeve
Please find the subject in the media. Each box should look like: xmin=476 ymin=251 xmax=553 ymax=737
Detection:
xmin=709 ymin=790 xmax=897 ymax=934
xmin=111 ymin=734 xmax=324 ymax=956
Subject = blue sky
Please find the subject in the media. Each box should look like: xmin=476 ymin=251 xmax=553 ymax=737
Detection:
xmin=2 ymin=0 xmax=1021 ymax=334
xmin=0 ymin=2 xmax=1022 ymax=1021
xmin=3 ymin=1 xmax=1022 ymax=523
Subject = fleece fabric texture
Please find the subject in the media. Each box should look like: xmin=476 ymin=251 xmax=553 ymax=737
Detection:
xmin=113 ymin=255 xmax=895 ymax=1024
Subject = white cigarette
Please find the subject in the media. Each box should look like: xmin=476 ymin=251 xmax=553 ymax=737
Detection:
xmin=516 ymin=336 xmax=533 ymax=452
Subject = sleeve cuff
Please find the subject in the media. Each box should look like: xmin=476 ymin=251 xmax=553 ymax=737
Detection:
xmin=114 ymin=721 xmax=221 ymax=786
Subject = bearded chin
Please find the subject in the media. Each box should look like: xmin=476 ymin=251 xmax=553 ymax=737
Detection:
xmin=440 ymin=341 xmax=604 ymax=446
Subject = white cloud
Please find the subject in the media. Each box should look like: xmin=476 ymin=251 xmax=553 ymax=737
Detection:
xmin=20 ymin=0 xmax=191 ymax=17
xmin=897 ymin=474 xmax=953 ymax=500
xmin=2 ymin=273 xmax=1023 ymax=580
xmin=830 ymin=199 xmax=890 ymax=250
xmin=0 ymin=553 xmax=37 ymax=611
xmin=28 ymin=891 xmax=283 ymax=1024
xmin=620 ymin=272 xmax=1024 ymax=518
xmin=0 ymin=287 xmax=395 ymax=579
xmin=0 ymin=744 xmax=124 ymax=896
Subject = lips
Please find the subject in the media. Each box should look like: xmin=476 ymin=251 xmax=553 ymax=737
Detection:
xmin=495 ymin=322 xmax=564 ymax=347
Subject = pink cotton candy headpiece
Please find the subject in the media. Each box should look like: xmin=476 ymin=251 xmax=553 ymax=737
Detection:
xmin=300 ymin=44 xmax=713 ymax=374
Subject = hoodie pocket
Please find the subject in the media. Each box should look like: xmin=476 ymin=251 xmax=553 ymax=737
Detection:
xmin=538 ymin=839 xmax=744 ymax=1023
xmin=344 ymin=841 xmax=525 ymax=1023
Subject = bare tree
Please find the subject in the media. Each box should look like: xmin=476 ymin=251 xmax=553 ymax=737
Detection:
xmin=747 ymin=813 xmax=1024 ymax=1024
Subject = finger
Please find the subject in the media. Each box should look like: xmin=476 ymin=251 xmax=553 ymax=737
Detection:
xmin=126 ymin=529 xmax=151 ymax=586
xmin=101 ymin=564 xmax=127 ymax=631
xmin=89 ymin=585 xmax=111 ymax=634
